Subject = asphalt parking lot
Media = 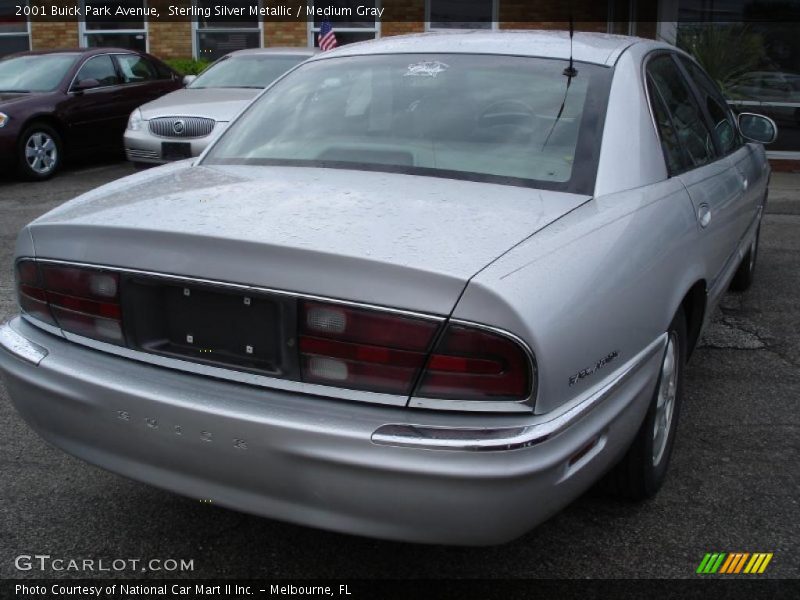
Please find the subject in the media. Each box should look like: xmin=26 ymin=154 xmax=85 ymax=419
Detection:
xmin=0 ymin=163 xmax=798 ymax=580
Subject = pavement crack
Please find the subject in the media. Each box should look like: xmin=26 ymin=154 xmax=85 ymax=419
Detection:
xmin=699 ymin=312 xmax=768 ymax=351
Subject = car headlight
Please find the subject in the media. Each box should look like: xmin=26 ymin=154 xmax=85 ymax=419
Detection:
xmin=127 ymin=109 xmax=144 ymax=131
xmin=0 ymin=112 xmax=8 ymax=128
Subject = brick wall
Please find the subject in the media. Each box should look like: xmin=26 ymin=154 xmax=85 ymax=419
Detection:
xmin=382 ymin=0 xmax=425 ymax=37
xmin=148 ymin=21 xmax=192 ymax=59
xmin=499 ymin=0 xmax=608 ymax=32
xmin=263 ymin=21 xmax=308 ymax=47
xmin=30 ymin=21 xmax=78 ymax=50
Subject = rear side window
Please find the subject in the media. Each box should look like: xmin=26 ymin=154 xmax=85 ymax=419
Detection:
xmin=75 ymin=55 xmax=119 ymax=88
xmin=116 ymin=54 xmax=156 ymax=83
xmin=647 ymin=54 xmax=715 ymax=169
xmin=646 ymin=75 xmax=686 ymax=175
xmin=678 ymin=56 xmax=741 ymax=155
xmin=152 ymin=58 xmax=176 ymax=80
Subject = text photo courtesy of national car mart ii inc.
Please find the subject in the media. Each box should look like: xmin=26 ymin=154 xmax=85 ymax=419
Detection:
xmin=14 ymin=584 xmax=354 ymax=597
xmin=18 ymin=2 xmax=386 ymax=19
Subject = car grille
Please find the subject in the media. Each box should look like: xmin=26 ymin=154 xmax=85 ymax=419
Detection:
xmin=149 ymin=117 xmax=215 ymax=139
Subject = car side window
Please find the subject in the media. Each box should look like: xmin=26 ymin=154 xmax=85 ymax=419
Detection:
xmin=75 ymin=55 xmax=120 ymax=88
xmin=646 ymin=55 xmax=716 ymax=169
xmin=116 ymin=54 xmax=157 ymax=84
xmin=152 ymin=59 xmax=176 ymax=80
xmin=678 ymin=57 xmax=741 ymax=155
xmin=646 ymin=75 xmax=687 ymax=175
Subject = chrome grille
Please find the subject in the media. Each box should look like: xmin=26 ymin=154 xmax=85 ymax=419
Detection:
xmin=149 ymin=117 xmax=215 ymax=138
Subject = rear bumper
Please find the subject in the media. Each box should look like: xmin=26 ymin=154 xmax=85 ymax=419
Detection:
xmin=0 ymin=316 xmax=662 ymax=545
xmin=123 ymin=124 xmax=226 ymax=164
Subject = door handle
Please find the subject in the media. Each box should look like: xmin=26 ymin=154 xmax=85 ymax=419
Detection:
xmin=698 ymin=203 xmax=712 ymax=228
xmin=742 ymin=177 xmax=749 ymax=190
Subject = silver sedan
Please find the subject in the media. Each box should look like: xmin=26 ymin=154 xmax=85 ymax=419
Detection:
xmin=0 ymin=32 xmax=776 ymax=545
xmin=124 ymin=47 xmax=316 ymax=165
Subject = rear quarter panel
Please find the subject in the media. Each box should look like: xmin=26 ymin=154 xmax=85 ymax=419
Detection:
xmin=452 ymin=178 xmax=703 ymax=414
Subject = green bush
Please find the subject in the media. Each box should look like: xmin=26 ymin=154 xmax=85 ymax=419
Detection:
xmin=164 ymin=58 xmax=211 ymax=76
xmin=676 ymin=25 xmax=766 ymax=97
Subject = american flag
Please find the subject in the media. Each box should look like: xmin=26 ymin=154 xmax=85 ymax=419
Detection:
xmin=318 ymin=17 xmax=338 ymax=52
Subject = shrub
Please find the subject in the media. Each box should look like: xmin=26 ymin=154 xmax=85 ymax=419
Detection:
xmin=676 ymin=24 xmax=766 ymax=97
xmin=164 ymin=58 xmax=212 ymax=76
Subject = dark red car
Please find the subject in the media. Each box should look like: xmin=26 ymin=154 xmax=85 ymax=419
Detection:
xmin=0 ymin=48 xmax=182 ymax=180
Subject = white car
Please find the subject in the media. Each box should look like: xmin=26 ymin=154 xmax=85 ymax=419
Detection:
xmin=124 ymin=47 xmax=316 ymax=165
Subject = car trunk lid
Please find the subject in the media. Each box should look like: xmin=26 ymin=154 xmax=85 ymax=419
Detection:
xmin=28 ymin=164 xmax=588 ymax=315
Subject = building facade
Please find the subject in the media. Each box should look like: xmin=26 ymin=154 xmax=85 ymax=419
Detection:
xmin=1 ymin=0 xmax=798 ymax=161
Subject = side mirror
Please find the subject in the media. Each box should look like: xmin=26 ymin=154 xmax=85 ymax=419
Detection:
xmin=738 ymin=112 xmax=778 ymax=144
xmin=72 ymin=78 xmax=101 ymax=92
xmin=183 ymin=75 xmax=197 ymax=86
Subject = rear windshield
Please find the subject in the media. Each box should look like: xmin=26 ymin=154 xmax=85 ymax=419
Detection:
xmin=0 ymin=53 xmax=79 ymax=92
xmin=203 ymin=53 xmax=612 ymax=192
xmin=188 ymin=54 xmax=309 ymax=89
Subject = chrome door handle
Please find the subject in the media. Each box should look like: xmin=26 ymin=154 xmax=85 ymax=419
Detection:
xmin=698 ymin=203 xmax=712 ymax=228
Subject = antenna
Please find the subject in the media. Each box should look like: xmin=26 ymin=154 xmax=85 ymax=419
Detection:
xmin=563 ymin=13 xmax=577 ymax=78
xmin=541 ymin=14 xmax=578 ymax=150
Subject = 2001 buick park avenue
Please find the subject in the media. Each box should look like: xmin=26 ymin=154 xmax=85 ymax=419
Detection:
xmin=0 ymin=32 xmax=777 ymax=545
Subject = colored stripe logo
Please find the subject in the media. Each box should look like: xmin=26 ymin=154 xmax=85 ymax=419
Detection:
xmin=697 ymin=552 xmax=773 ymax=574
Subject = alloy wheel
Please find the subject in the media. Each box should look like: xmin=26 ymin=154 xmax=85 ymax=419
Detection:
xmin=25 ymin=132 xmax=58 ymax=175
xmin=652 ymin=333 xmax=679 ymax=466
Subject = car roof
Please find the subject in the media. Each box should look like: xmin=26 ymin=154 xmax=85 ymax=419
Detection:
xmin=227 ymin=47 xmax=319 ymax=58
xmin=6 ymin=47 xmax=142 ymax=57
xmin=308 ymin=30 xmax=656 ymax=67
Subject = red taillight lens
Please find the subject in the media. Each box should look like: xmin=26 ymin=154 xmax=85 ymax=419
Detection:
xmin=299 ymin=301 xmax=439 ymax=394
xmin=415 ymin=324 xmax=532 ymax=401
xmin=15 ymin=260 xmax=56 ymax=326
xmin=15 ymin=260 xmax=123 ymax=344
xmin=298 ymin=300 xmax=532 ymax=402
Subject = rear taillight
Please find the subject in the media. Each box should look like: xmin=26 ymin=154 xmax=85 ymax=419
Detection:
xmin=299 ymin=301 xmax=439 ymax=394
xmin=415 ymin=324 xmax=531 ymax=400
xmin=299 ymin=301 xmax=532 ymax=401
xmin=15 ymin=260 xmax=123 ymax=344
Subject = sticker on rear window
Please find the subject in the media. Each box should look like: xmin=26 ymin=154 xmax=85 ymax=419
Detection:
xmin=404 ymin=61 xmax=449 ymax=78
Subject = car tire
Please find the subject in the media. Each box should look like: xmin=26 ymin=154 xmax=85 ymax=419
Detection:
xmin=17 ymin=122 xmax=62 ymax=181
xmin=612 ymin=309 xmax=687 ymax=500
xmin=730 ymin=224 xmax=760 ymax=292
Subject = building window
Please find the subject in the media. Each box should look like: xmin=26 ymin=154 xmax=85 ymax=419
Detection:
xmin=308 ymin=1 xmax=380 ymax=48
xmin=81 ymin=0 xmax=147 ymax=51
xmin=0 ymin=0 xmax=31 ymax=58
xmin=674 ymin=0 xmax=800 ymax=157
xmin=194 ymin=0 xmax=262 ymax=61
xmin=426 ymin=0 xmax=497 ymax=30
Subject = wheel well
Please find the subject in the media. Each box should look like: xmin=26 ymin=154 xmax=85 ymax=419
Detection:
xmin=21 ymin=116 xmax=66 ymax=147
xmin=681 ymin=281 xmax=706 ymax=359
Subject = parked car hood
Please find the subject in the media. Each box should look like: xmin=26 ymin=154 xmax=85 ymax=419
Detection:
xmin=137 ymin=87 xmax=261 ymax=122
xmin=26 ymin=163 xmax=590 ymax=314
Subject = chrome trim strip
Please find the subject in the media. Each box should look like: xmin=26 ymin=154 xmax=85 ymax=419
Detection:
xmin=371 ymin=334 xmax=667 ymax=451
xmin=57 ymin=328 xmax=409 ymax=407
xmin=21 ymin=313 xmax=64 ymax=338
xmin=0 ymin=321 xmax=48 ymax=366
